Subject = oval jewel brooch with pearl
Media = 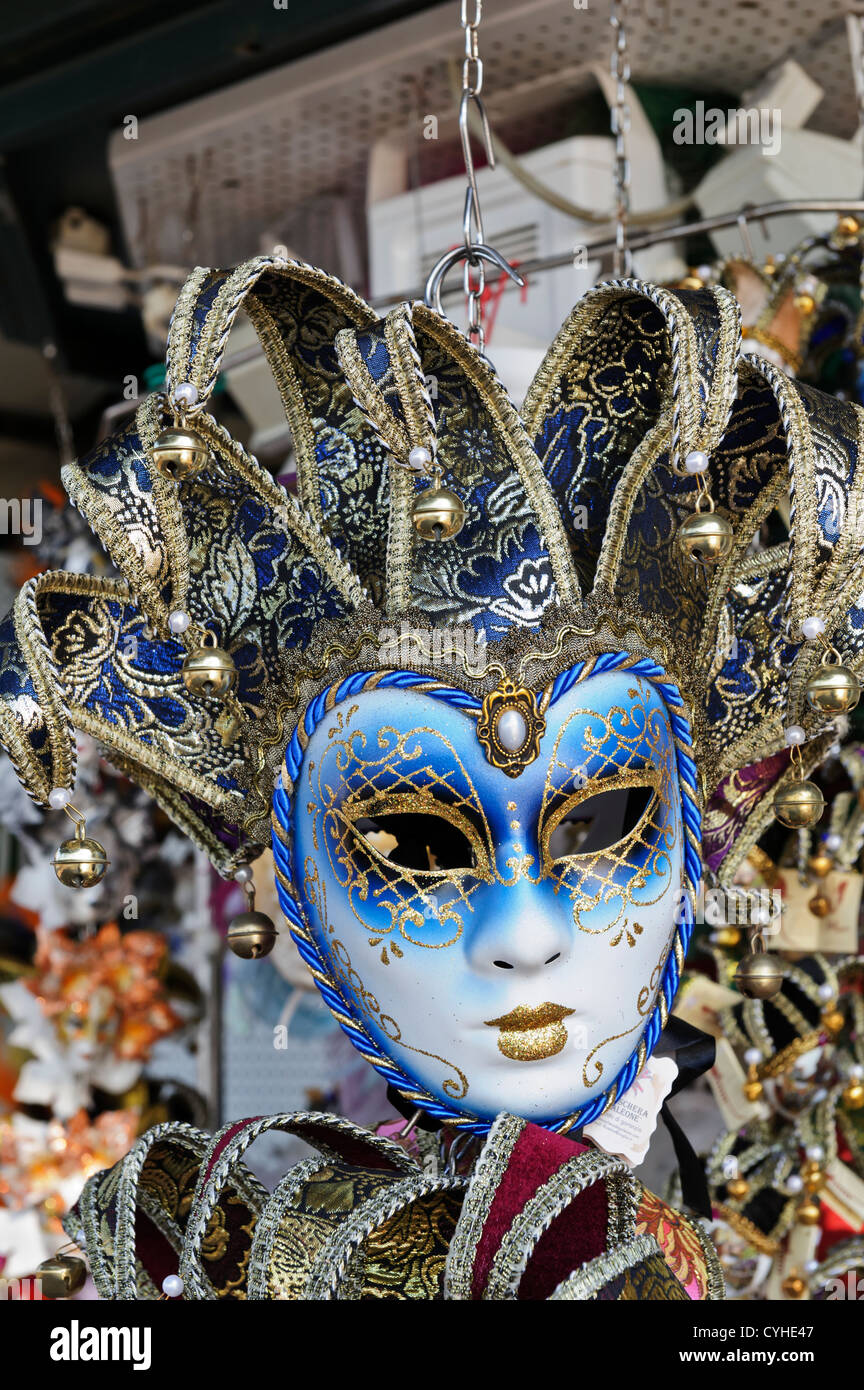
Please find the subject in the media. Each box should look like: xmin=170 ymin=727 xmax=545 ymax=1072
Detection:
xmin=476 ymin=678 xmax=546 ymax=777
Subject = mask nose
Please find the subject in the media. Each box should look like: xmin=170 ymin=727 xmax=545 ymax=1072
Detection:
xmin=464 ymin=879 xmax=572 ymax=976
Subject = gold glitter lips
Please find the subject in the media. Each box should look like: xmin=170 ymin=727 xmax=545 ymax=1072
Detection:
xmin=484 ymin=1002 xmax=575 ymax=1061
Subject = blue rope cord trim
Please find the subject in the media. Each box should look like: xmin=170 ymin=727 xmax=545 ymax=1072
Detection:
xmin=273 ymin=653 xmax=700 ymax=1135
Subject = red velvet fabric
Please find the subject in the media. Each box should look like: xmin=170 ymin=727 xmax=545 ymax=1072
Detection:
xmin=138 ymin=1210 xmax=183 ymax=1295
xmin=302 ymin=1121 xmax=404 ymax=1169
xmin=519 ymin=1178 xmax=608 ymax=1299
xmin=472 ymin=1124 xmax=601 ymax=1298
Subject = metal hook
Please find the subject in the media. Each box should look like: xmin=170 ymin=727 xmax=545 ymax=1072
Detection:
xmin=445 ymin=1130 xmax=475 ymax=1175
xmin=459 ymin=88 xmax=495 ymax=249
xmin=736 ymin=210 xmax=755 ymax=261
xmin=424 ymin=243 xmax=524 ymax=316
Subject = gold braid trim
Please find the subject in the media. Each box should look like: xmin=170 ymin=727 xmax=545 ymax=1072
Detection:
xmin=758 ymin=1032 xmax=823 ymax=1080
xmin=334 ymin=316 xmax=417 ymax=615
xmin=12 ymin=573 xmax=78 ymax=800
xmin=705 ymin=284 xmax=744 ymax=443
xmin=714 ymin=1202 xmax=780 ymax=1255
xmin=166 ymin=256 xmax=378 ymax=408
xmin=335 ymin=312 xmax=411 ymax=459
xmin=165 ymin=264 xmax=209 ymax=396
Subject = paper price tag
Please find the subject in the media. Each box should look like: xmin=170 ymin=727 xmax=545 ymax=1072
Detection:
xmin=674 ymin=974 xmax=740 ymax=1039
xmin=707 ymin=1037 xmax=767 ymax=1129
xmin=771 ymin=869 xmax=862 ymax=954
xmin=584 ymin=1055 xmax=678 ymax=1166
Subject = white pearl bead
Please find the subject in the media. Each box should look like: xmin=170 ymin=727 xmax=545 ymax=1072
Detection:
xmin=786 ymin=1174 xmax=803 ymax=1193
xmin=408 ymin=445 xmax=432 ymax=472
xmin=806 ymin=1143 xmax=825 ymax=1162
xmin=173 ymin=382 xmax=198 ymax=407
xmin=721 ymin=1155 xmax=739 ymax=1179
xmin=744 ymin=1047 xmax=762 ymax=1067
xmin=161 ymin=1273 xmax=184 ymax=1298
xmin=802 ymin=615 xmax=825 ymax=640
xmin=496 ymin=708 xmax=528 ymax=753
xmin=48 ymin=787 xmax=71 ymax=810
xmin=784 ymin=725 xmax=806 ymax=746
xmin=697 ymin=264 xmax=713 ymax=281
xmin=824 ymin=833 xmax=842 ymax=853
xmin=234 ymin=864 xmax=253 ymax=884
xmin=812 ymin=1088 xmax=828 ymax=1104
xmin=804 ymin=1259 xmax=818 ymax=1274
xmin=168 ymin=609 xmax=190 ymax=635
xmin=817 ymin=982 xmax=834 ymax=1002
xmin=684 ymin=449 xmax=709 ymax=474
xmin=849 ymin=1064 xmax=864 ymax=1080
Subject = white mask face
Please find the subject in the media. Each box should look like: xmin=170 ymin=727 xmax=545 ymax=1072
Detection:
xmin=281 ymin=666 xmax=684 ymax=1123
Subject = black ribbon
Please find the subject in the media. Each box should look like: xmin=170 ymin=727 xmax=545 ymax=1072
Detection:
xmin=656 ymin=1014 xmax=716 ymax=1219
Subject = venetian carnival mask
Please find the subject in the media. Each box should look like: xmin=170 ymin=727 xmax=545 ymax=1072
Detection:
xmin=283 ymin=670 xmax=683 ymax=1122
xmin=2 ymin=256 xmax=864 ymax=1134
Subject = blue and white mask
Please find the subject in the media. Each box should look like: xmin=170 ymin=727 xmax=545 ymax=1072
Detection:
xmin=273 ymin=652 xmax=697 ymax=1131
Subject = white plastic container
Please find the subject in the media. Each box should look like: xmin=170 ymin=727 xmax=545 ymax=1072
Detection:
xmin=697 ymin=128 xmax=862 ymax=260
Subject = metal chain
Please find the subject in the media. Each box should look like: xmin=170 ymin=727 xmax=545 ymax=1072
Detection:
xmin=461 ymin=0 xmax=483 ymax=99
xmin=610 ymin=0 xmax=633 ymax=277
xmin=461 ymin=0 xmax=487 ymax=351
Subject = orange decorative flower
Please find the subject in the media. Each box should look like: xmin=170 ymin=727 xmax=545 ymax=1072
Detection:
xmin=26 ymin=923 xmax=181 ymax=1062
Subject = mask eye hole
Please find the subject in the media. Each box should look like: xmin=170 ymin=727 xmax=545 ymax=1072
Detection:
xmin=350 ymin=810 xmax=478 ymax=873
xmin=547 ymin=783 xmax=655 ymax=863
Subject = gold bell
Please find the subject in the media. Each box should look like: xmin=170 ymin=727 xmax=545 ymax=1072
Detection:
xmin=793 ymin=292 xmax=816 ymax=316
xmin=781 ymin=1273 xmax=807 ymax=1299
xmin=842 ymin=1077 xmax=864 ymax=1110
xmin=833 ymin=214 xmax=861 ymax=247
xmin=227 ymin=910 xmax=278 ymax=960
xmin=801 ymin=1159 xmax=825 ymax=1194
xmin=411 ymin=475 xmax=466 ymax=542
xmin=796 ymin=1197 xmax=821 ymax=1227
xmin=821 ymin=1007 xmax=844 ymax=1036
xmin=150 ymin=426 xmax=209 ymax=480
xmin=743 ymin=1062 xmax=764 ymax=1103
xmin=710 ymin=925 xmax=741 ymax=948
xmin=734 ymin=951 xmax=784 ymax=1000
xmin=773 ymin=780 xmax=824 ymax=830
xmin=808 ymin=892 xmax=831 ymax=919
xmin=52 ymin=822 xmax=109 ymax=889
xmin=36 ymin=1252 xmax=87 ymax=1298
xmin=181 ymin=645 xmax=236 ymax=699
xmin=808 ymin=851 xmax=833 ymax=879
xmin=804 ymin=664 xmax=860 ymax=716
xmin=726 ymin=1175 xmax=750 ymax=1200
xmin=676 ymin=510 xmax=734 ymax=563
